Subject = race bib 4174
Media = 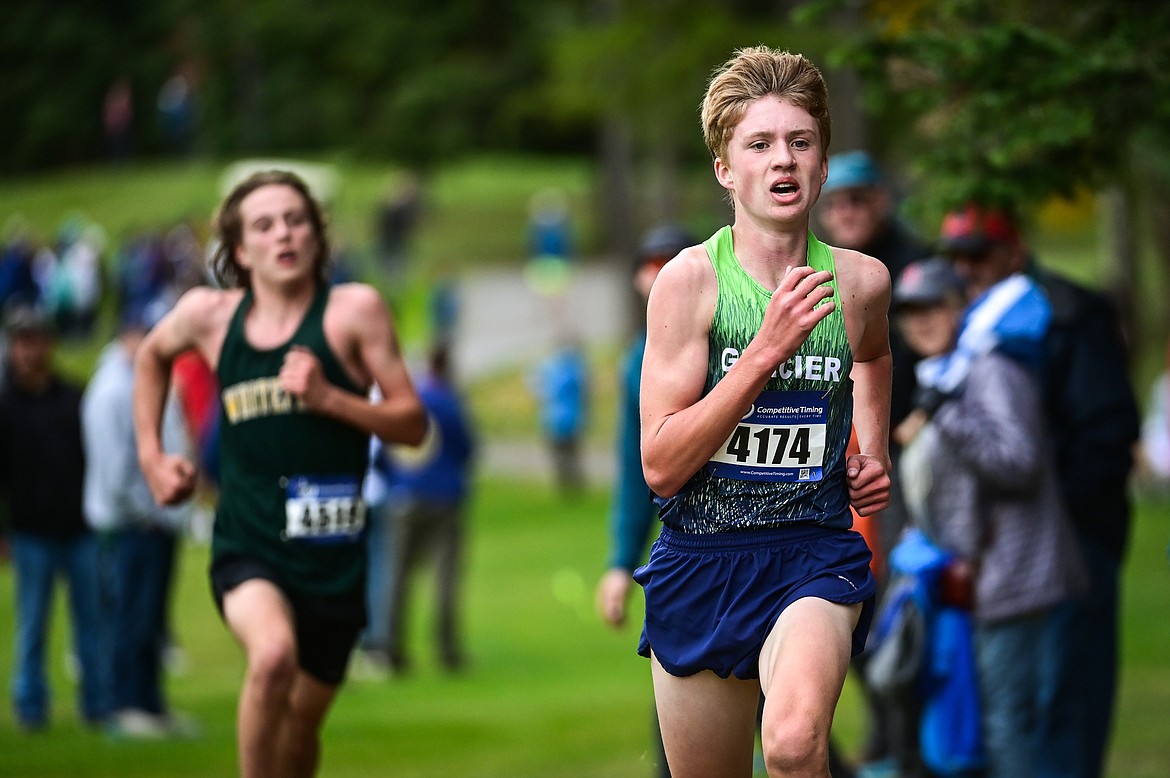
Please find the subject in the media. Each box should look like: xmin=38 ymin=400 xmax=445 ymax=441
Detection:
xmin=707 ymin=390 xmax=827 ymax=482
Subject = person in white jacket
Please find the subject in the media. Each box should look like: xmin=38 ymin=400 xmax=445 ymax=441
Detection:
xmin=82 ymin=305 xmax=193 ymax=738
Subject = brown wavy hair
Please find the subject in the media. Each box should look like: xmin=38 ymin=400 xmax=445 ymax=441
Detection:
xmin=210 ymin=170 xmax=331 ymax=289
xmin=701 ymin=46 xmax=831 ymax=163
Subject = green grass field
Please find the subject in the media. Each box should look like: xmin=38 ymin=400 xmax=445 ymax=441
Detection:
xmin=0 ymin=477 xmax=1167 ymax=777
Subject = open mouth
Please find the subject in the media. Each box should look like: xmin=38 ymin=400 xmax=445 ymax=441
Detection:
xmin=771 ymin=182 xmax=798 ymax=196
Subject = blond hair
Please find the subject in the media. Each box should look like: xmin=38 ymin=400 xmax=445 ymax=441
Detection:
xmin=700 ymin=46 xmax=831 ymax=161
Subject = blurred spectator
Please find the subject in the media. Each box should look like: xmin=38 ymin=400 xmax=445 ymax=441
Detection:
xmin=596 ymin=223 xmax=694 ymax=778
xmin=1139 ymin=337 xmax=1170 ymax=486
xmin=0 ymin=218 xmax=42 ymax=313
xmin=115 ymin=230 xmax=174 ymax=317
xmin=380 ymin=343 xmax=477 ymax=673
xmin=532 ymin=335 xmax=589 ymax=495
xmin=82 ymin=305 xmax=194 ymax=738
xmin=355 ymin=285 xmax=465 ymax=679
xmin=172 ymin=348 xmax=219 ymax=469
xmin=527 ymin=187 xmax=573 ymax=263
xmin=32 ymin=216 xmax=105 ymax=339
xmin=939 ymin=204 xmax=1140 ymax=778
xmin=597 ymin=224 xmax=692 ymax=624
xmin=429 ymin=280 xmax=460 ymax=346
xmin=818 ymin=149 xmax=932 ymax=435
xmin=819 ymin=150 xmax=928 ymax=286
xmin=818 ymin=150 xmax=933 ymax=776
xmin=103 ymin=77 xmax=134 ymax=163
xmin=818 ymin=149 xmax=931 ymax=505
xmin=524 ymin=188 xmax=575 ymax=297
xmin=373 ymin=171 xmax=422 ymax=278
xmin=0 ymin=304 xmax=110 ymax=731
xmin=892 ymin=257 xmax=1086 ymax=778
xmin=157 ymin=68 xmax=196 ymax=157
xmin=163 ymin=219 xmax=209 ymax=295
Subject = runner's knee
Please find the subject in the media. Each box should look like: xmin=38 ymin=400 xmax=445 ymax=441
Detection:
xmin=761 ymin=712 xmax=828 ymax=776
xmin=246 ymin=638 xmax=298 ymax=699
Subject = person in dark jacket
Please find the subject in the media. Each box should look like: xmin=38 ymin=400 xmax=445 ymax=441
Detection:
xmin=818 ymin=150 xmax=932 ymax=435
xmin=817 ymin=150 xmax=933 ymax=775
xmin=0 ymin=304 xmax=109 ymax=731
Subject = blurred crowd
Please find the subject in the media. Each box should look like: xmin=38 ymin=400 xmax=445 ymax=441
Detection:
xmin=1 ymin=152 xmax=1169 ymax=777
xmin=0 ymin=210 xmax=221 ymax=739
xmin=0 ymin=213 xmax=208 ymax=345
xmin=0 ymin=200 xmax=481 ymax=741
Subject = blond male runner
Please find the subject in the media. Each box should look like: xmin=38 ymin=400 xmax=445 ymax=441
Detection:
xmin=134 ymin=171 xmax=426 ymax=778
xmin=636 ymin=48 xmax=892 ymax=777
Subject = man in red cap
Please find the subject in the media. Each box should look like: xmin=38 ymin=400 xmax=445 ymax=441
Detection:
xmin=938 ymin=203 xmax=1140 ymax=778
xmin=939 ymin=204 xmax=1028 ymax=299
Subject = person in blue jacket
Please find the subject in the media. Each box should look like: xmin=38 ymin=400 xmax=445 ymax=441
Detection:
xmin=534 ymin=335 xmax=589 ymax=495
xmin=381 ymin=342 xmax=477 ymax=673
xmin=597 ymin=224 xmax=696 ymax=628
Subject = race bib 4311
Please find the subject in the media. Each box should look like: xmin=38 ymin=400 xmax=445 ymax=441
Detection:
xmin=283 ymin=475 xmax=366 ymax=544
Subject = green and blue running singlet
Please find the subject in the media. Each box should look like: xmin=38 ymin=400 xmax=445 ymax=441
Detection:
xmin=657 ymin=227 xmax=855 ymax=534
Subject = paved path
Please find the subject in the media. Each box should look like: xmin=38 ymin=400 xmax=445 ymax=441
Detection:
xmin=448 ymin=263 xmax=629 ymax=380
xmin=478 ymin=438 xmax=616 ymax=485
xmin=444 ymin=262 xmax=628 ymax=483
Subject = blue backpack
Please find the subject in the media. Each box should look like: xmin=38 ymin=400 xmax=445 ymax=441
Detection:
xmin=885 ymin=529 xmax=986 ymax=776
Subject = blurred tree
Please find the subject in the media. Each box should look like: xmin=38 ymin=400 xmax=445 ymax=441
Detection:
xmin=1 ymin=0 xmax=591 ymax=171
xmin=188 ymin=0 xmax=571 ymax=162
xmin=543 ymin=0 xmax=848 ymax=258
xmin=809 ymin=0 xmax=1170 ymax=342
xmin=0 ymin=0 xmax=182 ymax=171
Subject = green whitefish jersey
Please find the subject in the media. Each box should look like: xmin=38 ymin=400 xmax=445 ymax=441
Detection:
xmin=657 ymin=226 xmax=855 ymax=534
xmin=213 ymin=285 xmax=370 ymax=597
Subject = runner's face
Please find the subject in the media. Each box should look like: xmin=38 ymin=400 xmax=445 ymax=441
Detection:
xmin=234 ymin=184 xmax=320 ymax=286
xmin=714 ymin=96 xmax=827 ymax=225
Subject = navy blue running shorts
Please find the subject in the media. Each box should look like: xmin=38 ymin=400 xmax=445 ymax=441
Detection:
xmin=634 ymin=524 xmax=876 ymax=679
xmin=210 ymin=554 xmax=365 ymax=686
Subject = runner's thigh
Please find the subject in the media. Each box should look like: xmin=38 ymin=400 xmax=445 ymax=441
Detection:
xmin=758 ymin=597 xmax=859 ymax=743
xmin=650 ymin=652 xmax=759 ymax=778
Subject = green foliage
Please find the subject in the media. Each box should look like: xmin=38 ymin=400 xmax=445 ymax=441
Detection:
xmin=0 ymin=0 xmax=168 ymax=171
xmin=0 ymin=0 xmax=592 ymax=172
xmin=545 ymin=0 xmax=843 ymax=164
xmin=833 ymin=0 xmax=1170 ymax=220
xmin=2 ymin=1 xmax=865 ymax=174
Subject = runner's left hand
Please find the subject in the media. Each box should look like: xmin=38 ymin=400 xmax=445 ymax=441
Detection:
xmin=846 ymin=454 xmax=890 ymax=517
xmin=280 ymin=345 xmax=329 ymax=409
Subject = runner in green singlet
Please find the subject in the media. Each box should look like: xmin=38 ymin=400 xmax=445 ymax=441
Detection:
xmin=134 ymin=170 xmax=426 ymax=778
xmin=637 ymin=47 xmax=893 ymax=777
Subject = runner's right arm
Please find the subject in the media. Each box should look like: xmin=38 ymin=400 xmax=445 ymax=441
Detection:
xmin=134 ymin=287 xmax=224 ymax=505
